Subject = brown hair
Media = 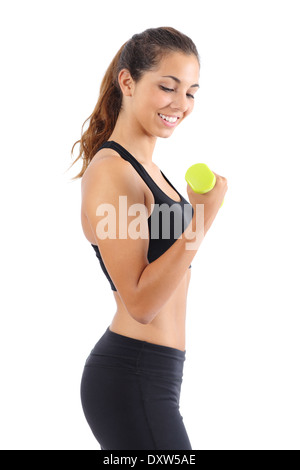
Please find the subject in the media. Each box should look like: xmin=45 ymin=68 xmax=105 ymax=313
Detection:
xmin=69 ymin=27 xmax=199 ymax=179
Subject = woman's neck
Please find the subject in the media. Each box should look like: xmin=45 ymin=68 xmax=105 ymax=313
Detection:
xmin=108 ymin=113 xmax=157 ymax=167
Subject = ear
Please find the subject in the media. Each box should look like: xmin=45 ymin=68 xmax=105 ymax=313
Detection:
xmin=118 ymin=69 xmax=134 ymax=97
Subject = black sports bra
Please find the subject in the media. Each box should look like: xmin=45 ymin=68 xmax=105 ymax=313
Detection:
xmin=91 ymin=141 xmax=194 ymax=291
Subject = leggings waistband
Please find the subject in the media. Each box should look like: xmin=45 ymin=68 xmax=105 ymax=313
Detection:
xmin=88 ymin=327 xmax=186 ymax=378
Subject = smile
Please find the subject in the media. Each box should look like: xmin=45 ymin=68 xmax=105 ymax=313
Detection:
xmin=158 ymin=113 xmax=179 ymax=127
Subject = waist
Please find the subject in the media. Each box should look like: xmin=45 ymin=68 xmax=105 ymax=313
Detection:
xmin=111 ymin=268 xmax=190 ymax=350
xmin=86 ymin=327 xmax=186 ymax=379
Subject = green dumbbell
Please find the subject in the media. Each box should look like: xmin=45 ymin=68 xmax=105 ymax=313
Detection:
xmin=185 ymin=163 xmax=224 ymax=206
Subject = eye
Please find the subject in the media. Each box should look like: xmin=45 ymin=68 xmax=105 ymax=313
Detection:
xmin=159 ymin=85 xmax=174 ymax=92
xmin=160 ymin=85 xmax=195 ymax=99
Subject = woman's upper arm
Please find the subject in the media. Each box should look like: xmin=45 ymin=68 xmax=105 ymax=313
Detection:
xmin=81 ymin=157 xmax=150 ymax=321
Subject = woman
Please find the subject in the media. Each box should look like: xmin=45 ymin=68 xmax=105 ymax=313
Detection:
xmin=71 ymin=27 xmax=227 ymax=450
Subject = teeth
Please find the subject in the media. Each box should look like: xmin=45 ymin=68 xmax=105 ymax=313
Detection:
xmin=159 ymin=114 xmax=178 ymax=123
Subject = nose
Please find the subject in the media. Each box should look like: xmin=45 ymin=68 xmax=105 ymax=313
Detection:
xmin=170 ymin=92 xmax=191 ymax=114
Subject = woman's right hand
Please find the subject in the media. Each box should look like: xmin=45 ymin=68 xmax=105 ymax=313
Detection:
xmin=186 ymin=172 xmax=228 ymax=235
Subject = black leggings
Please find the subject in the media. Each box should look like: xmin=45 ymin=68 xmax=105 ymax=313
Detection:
xmin=80 ymin=327 xmax=192 ymax=450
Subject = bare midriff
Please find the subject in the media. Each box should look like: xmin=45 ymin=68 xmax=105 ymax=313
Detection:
xmin=110 ymin=267 xmax=191 ymax=351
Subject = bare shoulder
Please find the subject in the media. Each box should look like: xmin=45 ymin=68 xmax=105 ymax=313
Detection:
xmin=82 ymin=148 xmax=129 ymax=186
xmin=81 ymin=149 xmax=144 ymax=213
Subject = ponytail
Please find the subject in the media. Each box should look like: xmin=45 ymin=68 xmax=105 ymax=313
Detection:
xmin=69 ymin=41 xmax=127 ymax=179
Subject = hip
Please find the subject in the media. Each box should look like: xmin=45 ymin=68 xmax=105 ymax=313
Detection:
xmin=83 ymin=327 xmax=186 ymax=378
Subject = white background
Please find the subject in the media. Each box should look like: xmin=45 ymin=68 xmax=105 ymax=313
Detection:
xmin=1 ymin=0 xmax=299 ymax=450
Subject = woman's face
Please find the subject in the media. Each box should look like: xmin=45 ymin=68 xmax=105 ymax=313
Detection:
xmin=126 ymin=52 xmax=200 ymax=138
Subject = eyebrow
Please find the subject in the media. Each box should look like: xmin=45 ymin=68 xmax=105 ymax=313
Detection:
xmin=161 ymin=75 xmax=200 ymax=88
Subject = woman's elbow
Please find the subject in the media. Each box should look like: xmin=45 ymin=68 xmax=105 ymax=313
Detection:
xmin=130 ymin=309 xmax=154 ymax=325
xmin=130 ymin=301 xmax=157 ymax=325
xmin=132 ymin=315 xmax=151 ymax=325
xmin=119 ymin=286 xmax=157 ymax=325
